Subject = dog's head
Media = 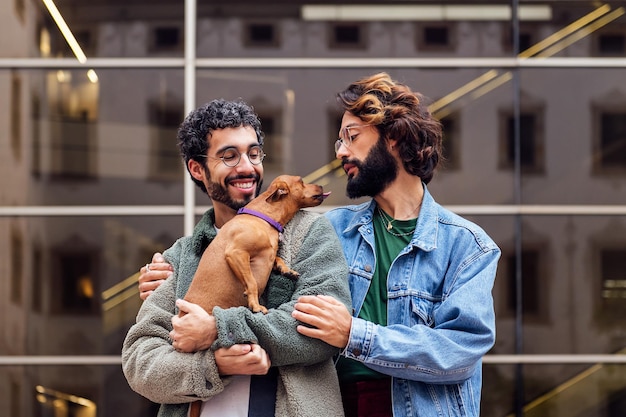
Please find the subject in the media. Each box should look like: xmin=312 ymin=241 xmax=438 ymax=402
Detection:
xmin=265 ymin=175 xmax=330 ymax=209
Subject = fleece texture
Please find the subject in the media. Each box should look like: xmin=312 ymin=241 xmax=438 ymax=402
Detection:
xmin=122 ymin=208 xmax=350 ymax=417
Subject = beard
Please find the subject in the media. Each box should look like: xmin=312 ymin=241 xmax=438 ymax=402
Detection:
xmin=206 ymin=173 xmax=263 ymax=211
xmin=344 ymin=138 xmax=398 ymax=199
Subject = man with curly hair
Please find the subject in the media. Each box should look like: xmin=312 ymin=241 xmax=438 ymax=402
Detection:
xmin=292 ymin=73 xmax=500 ymax=417
xmin=122 ymin=99 xmax=350 ymax=417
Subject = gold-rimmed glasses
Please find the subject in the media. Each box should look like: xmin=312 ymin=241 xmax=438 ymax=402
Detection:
xmin=334 ymin=124 xmax=372 ymax=153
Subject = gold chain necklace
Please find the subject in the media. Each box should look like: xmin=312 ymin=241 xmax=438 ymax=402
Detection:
xmin=376 ymin=207 xmax=417 ymax=237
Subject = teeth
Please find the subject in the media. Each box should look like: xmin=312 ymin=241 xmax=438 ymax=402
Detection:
xmin=231 ymin=181 xmax=254 ymax=189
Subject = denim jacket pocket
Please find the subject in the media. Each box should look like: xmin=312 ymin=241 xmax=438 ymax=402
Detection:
xmin=410 ymin=296 xmax=435 ymax=328
xmin=426 ymin=383 xmax=470 ymax=417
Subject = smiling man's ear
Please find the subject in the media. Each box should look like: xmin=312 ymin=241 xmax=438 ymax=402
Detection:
xmin=188 ymin=159 xmax=206 ymax=182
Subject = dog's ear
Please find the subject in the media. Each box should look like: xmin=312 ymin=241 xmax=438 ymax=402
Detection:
xmin=266 ymin=181 xmax=289 ymax=203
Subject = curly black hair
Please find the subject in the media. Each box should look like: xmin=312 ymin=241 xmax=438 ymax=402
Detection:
xmin=177 ymin=99 xmax=265 ymax=192
xmin=337 ymin=72 xmax=443 ymax=184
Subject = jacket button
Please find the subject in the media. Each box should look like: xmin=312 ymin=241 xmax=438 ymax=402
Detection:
xmin=353 ymin=349 xmax=362 ymax=357
xmin=364 ymin=265 xmax=372 ymax=272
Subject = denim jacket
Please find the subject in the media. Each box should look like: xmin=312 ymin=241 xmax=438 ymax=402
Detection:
xmin=325 ymin=186 xmax=500 ymax=417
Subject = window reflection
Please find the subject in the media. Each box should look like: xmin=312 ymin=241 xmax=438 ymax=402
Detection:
xmin=3 ymin=1 xmax=626 ymax=417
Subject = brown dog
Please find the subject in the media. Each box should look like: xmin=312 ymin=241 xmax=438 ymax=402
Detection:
xmin=185 ymin=175 xmax=330 ymax=417
xmin=183 ymin=174 xmax=330 ymax=316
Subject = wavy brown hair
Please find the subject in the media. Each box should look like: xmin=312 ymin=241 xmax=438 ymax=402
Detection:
xmin=337 ymin=72 xmax=443 ymax=184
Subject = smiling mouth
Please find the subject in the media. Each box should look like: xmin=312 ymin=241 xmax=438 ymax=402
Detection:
xmin=229 ymin=179 xmax=256 ymax=190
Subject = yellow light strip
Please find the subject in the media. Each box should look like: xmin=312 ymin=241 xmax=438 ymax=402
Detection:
xmin=87 ymin=69 xmax=99 ymax=83
xmin=36 ymin=385 xmax=96 ymax=408
xmin=42 ymin=0 xmax=87 ymax=63
xmin=428 ymin=70 xmax=499 ymax=114
xmin=535 ymin=8 xmax=625 ymax=58
xmin=469 ymin=72 xmax=514 ymax=102
xmin=303 ymin=158 xmax=342 ymax=183
xmin=102 ymin=272 xmax=138 ymax=301
xmin=102 ymin=286 xmax=139 ymax=312
xmin=518 ymin=4 xmax=611 ymax=58
xmin=429 ymin=4 xmax=614 ymax=117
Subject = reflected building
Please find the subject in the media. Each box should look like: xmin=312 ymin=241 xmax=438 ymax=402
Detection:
xmin=1 ymin=1 xmax=626 ymax=416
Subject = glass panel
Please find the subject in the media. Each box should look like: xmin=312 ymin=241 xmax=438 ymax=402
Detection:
xmin=492 ymin=215 xmax=626 ymax=355
xmin=1 ymin=215 xmax=181 ymax=356
xmin=2 ymin=1 xmax=186 ymax=59
xmin=520 ymin=363 xmax=626 ymax=417
xmin=190 ymin=1 xmax=624 ymax=59
xmin=0 ymin=364 xmax=156 ymax=417
xmin=2 ymin=2 xmax=624 ymax=59
xmin=519 ymin=68 xmax=626 ymax=204
xmin=3 ymin=68 xmax=624 ymax=207
xmin=482 ymin=364 xmax=517 ymax=417
xmin=0 ymin=69 xmax=185 ymax=206
xmin=2 ymin=363 xmax=624 ymax=417
xmin=482 ymin=364 xmax=626 ymax=417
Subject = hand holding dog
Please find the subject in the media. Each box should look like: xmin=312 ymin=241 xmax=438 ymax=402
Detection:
xmin=292 ymin=294 xmax=352 ymax=349
xmin=170 ymin=299 xmax=217 ymax=352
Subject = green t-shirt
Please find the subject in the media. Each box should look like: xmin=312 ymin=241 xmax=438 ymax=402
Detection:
xmin=337 ymin=207 xmax=416 ymax=383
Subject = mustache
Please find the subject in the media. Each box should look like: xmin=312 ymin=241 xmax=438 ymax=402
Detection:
xmin=225 ymin=173 xmax=260 ymax=183
xmin=341 ymin=157 xmax=361 ymax=169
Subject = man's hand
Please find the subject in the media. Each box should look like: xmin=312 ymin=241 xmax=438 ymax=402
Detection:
xmin=292 ymin=295 xmax=352 ymax=349
xmin=215 ymin=344 xmax=271 ymax=376
xmin=170 ymin=299 xmax=217 ymax=353
xmin=139 ymin=252 xmax=173 ymax=300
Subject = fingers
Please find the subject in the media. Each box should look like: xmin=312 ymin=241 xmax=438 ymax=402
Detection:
xmin=138 ymin=253 xmax=173 ymax=300
xmin=295 ymin=294 xmax=342 ymax=309
xmin=215 ymin=344 xmax=271 ymax=376
xmin=175 ymin=299 xmax=204 ymax=315
xmin=292 ymin=295 xmax=352 ymax=349
xmin=138 ymin=280 xmax=164 ymax=300
xmin=170 ymin=301 xmax=216 ymax=352
xmin=249 ymin=344 xmax=272 ymax=371
xmin=217 ymin=344 xmax=253 ymax=357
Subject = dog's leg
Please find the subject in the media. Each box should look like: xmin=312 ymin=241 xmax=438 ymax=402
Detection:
xmin=225 ymin=249 xmax=268 ymax=314
xmin=189 ymin=400 xmax=201 ymax=417
xmin=272 ymin=257 xmax=300 ymax=281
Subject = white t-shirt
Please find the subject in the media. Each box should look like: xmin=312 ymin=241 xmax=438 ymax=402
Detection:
xmin=197 ymin=375 xmax=251 ymax=417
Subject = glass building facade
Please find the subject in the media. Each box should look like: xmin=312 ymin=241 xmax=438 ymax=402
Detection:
xmin=1 ymin=1 xmax=626 ymax=416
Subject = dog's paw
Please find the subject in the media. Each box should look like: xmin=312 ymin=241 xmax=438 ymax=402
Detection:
xmin=283 ymin=270 xmax=300 ymax=281
xmin=251 ymin=305 xmax=269 ymax=314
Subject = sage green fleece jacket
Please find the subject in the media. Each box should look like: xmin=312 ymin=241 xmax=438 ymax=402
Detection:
xmin=122 ymin=208 xmax=350 ymax=417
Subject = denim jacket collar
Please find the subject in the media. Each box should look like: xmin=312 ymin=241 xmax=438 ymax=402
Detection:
xmin=341 ymin=184 xmax=438 ymax=252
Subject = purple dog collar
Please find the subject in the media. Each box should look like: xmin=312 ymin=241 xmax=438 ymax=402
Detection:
xmin=237 ymin=207 xmax=284 ymax=233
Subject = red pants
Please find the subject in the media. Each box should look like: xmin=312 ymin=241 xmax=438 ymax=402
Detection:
xmin=340 ymin=378 xmax=392 ymax=417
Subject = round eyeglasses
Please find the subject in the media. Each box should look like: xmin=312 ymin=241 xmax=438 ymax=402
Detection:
xmin=334 ymin=124 xmax=372 ymax=153
xmin=202 ymin=145 xmax=265 ymax=167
